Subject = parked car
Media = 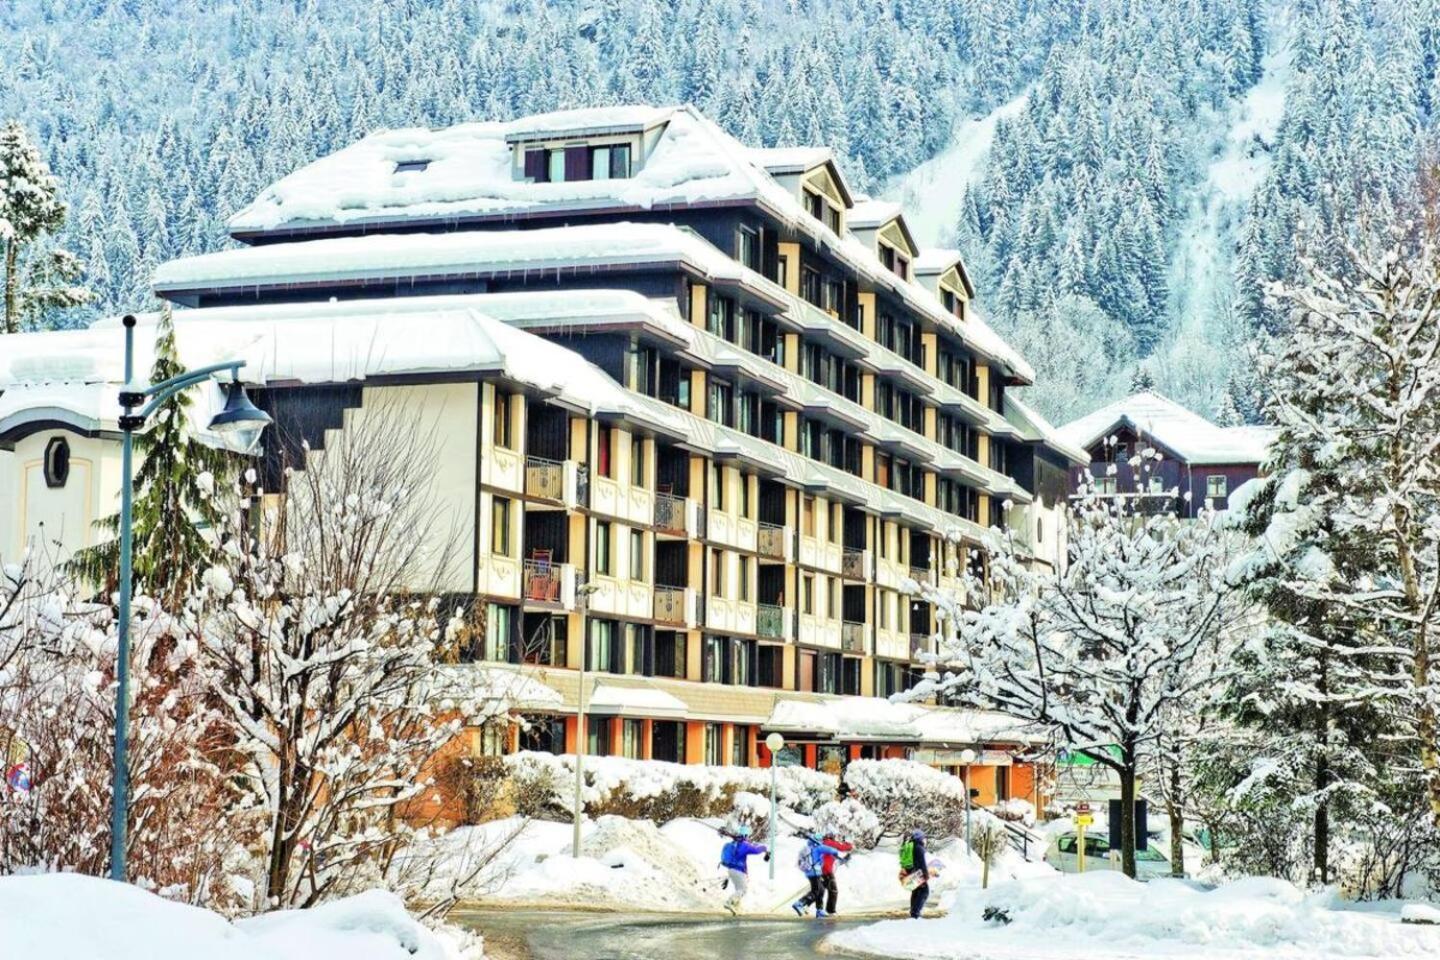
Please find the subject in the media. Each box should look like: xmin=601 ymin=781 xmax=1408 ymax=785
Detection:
xmin=1044 ymin=831 xmax=1180 ymax=879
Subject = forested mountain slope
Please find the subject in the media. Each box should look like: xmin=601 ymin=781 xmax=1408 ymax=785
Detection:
xmin=3 ymin=0 xmax=1436 ymax=423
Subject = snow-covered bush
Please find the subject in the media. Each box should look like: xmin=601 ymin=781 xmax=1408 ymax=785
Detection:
xmin=726 ymin=791 xmax=772 ymax=841
xmin=811 ymin=798 xmax=882 ymax=849
xmin=842 ymin=759 xmax=967 ymax=839
xmin=992 ymin=797 xmax=1036 ymax=826
xmin=970 ymin=810 xmax=1012 ymax=888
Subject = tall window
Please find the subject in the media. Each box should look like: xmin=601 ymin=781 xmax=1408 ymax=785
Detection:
xmin=587 ymin=716 xmax=611 ymax=755
xmin=739 ymin=473 xmax=752 ymax=518
xmin=595 ymin=520 xmax=613 ymax=575
xmin=708 ymin=378 xmax=734 ymax=427
xmin=704 ymin=724 xmax=724 ymax=765
xmin=630 ymin=528 xmax=645 ymax=581
xmin=621 ymin=719 xmax=643 ymax=758
xmin=738 ymin=556 xmax=751 ymax=602
xmin=711 ymin=548 xmax=725 ymax=598
xmin=483 ymin=603 xmax=512 ymax=662
xmin=492 ymin=497 xmax=512 ymax=556
xmin=597 ymin=424 xmax=613 ymax=478
xmin=803 ymin=496 xmax=815 ymax=536
xmin=803 ymin=574 xmax=815 ymax=614
xmin=711 ymin=463 xmax=726 ymax=510
xmin=631 ymin=436 xmax=646 ymax=486
xmin=736 ymin=226 xmax=760 ymax=270
xmin=493 ymin=390 xmax=512 ymax=448
xmin=1207 ymin=475 xmax=1228 ymax=499
xmin=732 ymin=725 xmax=751 ymax=766
xmin=547 ymin=149 xmax=565 ymax=184
xmin=589 ymin=619 xmax=615 ymax=672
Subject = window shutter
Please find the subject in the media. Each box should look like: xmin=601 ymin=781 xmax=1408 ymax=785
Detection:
xmin=565 ymin=145 xmax=591 ymax=181
xmin=523 ymin=148 xmax=545 ymax=181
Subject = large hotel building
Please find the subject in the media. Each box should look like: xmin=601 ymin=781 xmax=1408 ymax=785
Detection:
xmin=0 ymin=106 xmax=1087 ymax=807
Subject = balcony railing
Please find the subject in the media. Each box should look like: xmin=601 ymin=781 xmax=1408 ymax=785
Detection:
xmin=841 ymin=548 xmax=868 ymax=580
xmin=524 ymin=456 xmax=573 ymax=502
xmin=758 ymin=522 xmax=788 ymax=560
xmin=909 ymin=564 xmax=935 ymax=588
xmin=653 ymin=584 xmax=695 ymax=627
xmin=841 ymin=620 xmax=866 ymax=653
xmin=757 ymin=603 xmax=787 ymax=640
xmin=654 ymin=493 xmax=691 ymax=536
xmin=910 ymin=632 xmax=934 ymax=660
xmin=522 ymin=559 xmax=562 ymax=603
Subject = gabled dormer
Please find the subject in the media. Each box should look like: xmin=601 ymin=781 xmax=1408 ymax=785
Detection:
xmin=914 ymin=249 xmax=976 ymax=321
xmin=749 ymin=147 xmax=854 ymax=236
xmin=508 ymin=106 xmax=673 ymax=183
xmin=848 ymin=200 xmax=919 ymax=282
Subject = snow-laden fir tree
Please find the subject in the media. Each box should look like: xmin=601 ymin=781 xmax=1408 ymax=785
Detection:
xmin=0 ymin=119 xmax=89 ymax=333
xmin=905 ymin=474 xmax=1243 ymax=877
xmin=68 ymin=304 xmax=235 ymax=605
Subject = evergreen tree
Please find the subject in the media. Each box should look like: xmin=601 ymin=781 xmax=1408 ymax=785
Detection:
xmin=0 ymin=120 xmax=87 ymax=333
xmin=69 ymin=304 xmax=235 ymax=604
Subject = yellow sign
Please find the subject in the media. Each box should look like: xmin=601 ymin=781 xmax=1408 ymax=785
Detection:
xmin=1075 ymin=813 xmax=1093 ymax=827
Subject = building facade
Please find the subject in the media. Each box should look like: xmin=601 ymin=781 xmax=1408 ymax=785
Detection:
xmin=1 ymin=106 xmax=1086 ymax=806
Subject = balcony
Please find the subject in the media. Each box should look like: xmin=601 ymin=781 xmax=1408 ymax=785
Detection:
xmin=841 ymin=548 xmax=869 ymax=580
xmin=654 ymin=493 xmax=698 ymax=538
xmin=524 ymin=456 xmax=589 ymax=508
xmin=910 ymin=632 xmax=935 ymax=661
xmin=908 ymin=564 xmax=936 ymax=589
xmin=757 ymin=603 xmax=792 ymax=641
xmin=654 ymin=584 xmax=700 ymax=628
xmin=758 ymin=522 xmax=791 ymax=562
xmin=841 ymin=620 xmax=866 ymax=653
xmin=522 ymin=559 xmax=579 ymax=609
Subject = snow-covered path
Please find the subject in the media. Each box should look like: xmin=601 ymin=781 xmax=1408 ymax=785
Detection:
xmin=882 ymin=91 xmax=1030 ymax=247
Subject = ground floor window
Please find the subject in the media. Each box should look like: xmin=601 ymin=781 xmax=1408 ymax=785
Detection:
xmin=818 ymin=745 xmax=846 ymax=776
xmin=704 ymin=723 xmax=723 ymax=766
xmin=478 ymin=721 xmax=507 ymax=757
xmin=482 ymin=602 xmax=515 ymax=662
xmin=621 ymin=718 xmax=644 ymax=759
xmin=731 ymin=725 xmax=751 ymax=766
xmin=518 ymin=715 xmax=566 ymax=754
xmin=587 ymin=716 xmax=611 ymax=756
xmin=652 ymin=720 xmax=687 ymax=763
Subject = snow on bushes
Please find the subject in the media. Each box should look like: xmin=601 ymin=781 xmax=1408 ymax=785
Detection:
xmin=503 ymin=752 xmax=838 ymax=823
xmin=727 ymin=791 xmax=773 ymax=840
xmin=811 ymin=798 xmax=883 ymax=849
xmin=842 ymin=758 xmax=969 ymax=839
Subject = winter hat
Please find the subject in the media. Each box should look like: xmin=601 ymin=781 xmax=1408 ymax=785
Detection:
xmin=734 ymin=824 xmax=751 ymax=837
xmin=911 ymin=828 xmax=925 ymax=840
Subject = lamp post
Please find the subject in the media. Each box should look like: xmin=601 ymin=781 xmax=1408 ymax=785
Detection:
xmin=765 ymin=731 xmax=785 ymax=880
xmin=109 ymin=313 xmax=271 ymax=882
xmin=573 ymin=581 xmax=601 ymax=858
xmin=959 ymin=747 xmax=977 ymax=852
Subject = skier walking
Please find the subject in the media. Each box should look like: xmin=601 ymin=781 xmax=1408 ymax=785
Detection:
xmin=718 ymin=825 xmax=769 ymax=915
xmin=899 ymin=828 xmax=931 ymax=919
xmin=817 ymin=833 xmax=853 ymax=915
xmin=791 ymin=833 xmax=847 ymax=918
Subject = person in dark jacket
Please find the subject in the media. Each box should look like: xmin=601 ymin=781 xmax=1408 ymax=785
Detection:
xmin=792 ymin=834 xmax=848 ymax=918
xmin=818 ymin=834 xmax=853 ymax=915
xmin=718 ymin=825 xmax=769 ymax=914
xmin=899 ymin=828 xmax=930 ymax=918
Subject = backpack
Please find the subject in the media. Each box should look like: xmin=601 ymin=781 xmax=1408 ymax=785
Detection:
xmin=899 ymin=837 xmax=915 ymax=871
xmin=796 ymin=842 xmax=819 ymax=874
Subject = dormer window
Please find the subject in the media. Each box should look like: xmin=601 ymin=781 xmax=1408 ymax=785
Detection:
xmin=523 ymin=142 xmax=633 ymax=183
xmin=394 ymin=160 xmax=430 ymax=174
xmin=805 ymin=190 xmax=824 ymax=221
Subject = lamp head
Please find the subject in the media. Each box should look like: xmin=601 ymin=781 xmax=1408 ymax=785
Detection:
xmin=765 ymin=732 xmax=785 ymax=755
xmin=208 ymin=381 xmax=272 ymax=455
xmin=959 ymin=748 xmax=978 ymax=765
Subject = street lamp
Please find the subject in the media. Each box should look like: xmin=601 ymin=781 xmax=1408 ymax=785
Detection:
xmin=572 ymin=580 xmax=602 ymax=858
xmin=109 ymin=313 xmax=271 ymax=882
xmin=765 ymin=731 xmax=785 ymax=879
xmin=959 ymin=747 xmax=977 ymax=852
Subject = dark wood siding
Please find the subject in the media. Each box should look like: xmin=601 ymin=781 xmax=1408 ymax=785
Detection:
xmin=564 ymin=145 xmax=591 ymax=181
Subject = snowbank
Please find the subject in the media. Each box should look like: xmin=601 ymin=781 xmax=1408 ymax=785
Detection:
xmin=831 ymin=872 xmax=1440 ymax=960
xmin=0 ymin=873 xmax=481 ymax=960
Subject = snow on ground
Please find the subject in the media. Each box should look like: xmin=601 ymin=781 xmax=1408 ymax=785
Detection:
xmin=831 ymin=872 xmax=1440 ymax=960
xmin=0 ymin=873 xmax=482 ymax=960
xmin=435 ymin=814 xmax=1051 ymax=917
xmin=882 ymin=91 xmax=1030 ymax=247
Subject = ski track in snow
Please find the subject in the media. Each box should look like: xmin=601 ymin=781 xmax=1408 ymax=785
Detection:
xmin=882 ymin=90 xmax=1030 ymax=248
xmin=1170 ymin=15 xmax=1292 ymax=337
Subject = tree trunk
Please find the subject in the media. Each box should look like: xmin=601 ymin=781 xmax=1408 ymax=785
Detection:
xmin=1168 ymin=761 xmax=1184 ymax=877
xmin=1119 ymin=757 xmax=1138 ymax=878
xmin=3 ymin=239 xmax=18 ymax=335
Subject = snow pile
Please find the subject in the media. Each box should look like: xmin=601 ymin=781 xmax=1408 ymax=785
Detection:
xmin=0 ymin=873 xmax=480 ymax=960
xmin=833 ymin=873 xmax=1440 ymax=960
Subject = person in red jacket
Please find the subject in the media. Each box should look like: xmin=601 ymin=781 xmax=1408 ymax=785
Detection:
xmin=818 ymin=834 xmax=853 ymax=915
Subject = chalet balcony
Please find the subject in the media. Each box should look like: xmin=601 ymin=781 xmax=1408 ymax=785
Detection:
xmin=841 ymin=620 xmax=866 ymax=653
xmin=522 ymin=559 xmax=580 ymax=609
xmin=653 ymin=584 xmax=700 ymax=628
xmin=910 ymin=632 xmax=934 ymax=661
xmin=757 ymin=522 xmax=792 ymax=562
xmin=654 ymin=492 xmax=699 ymax=538
xmin=841 ymin=548 xmax=869 ymax=580
xmin=908 ymin=564 xmax=936 ymax=589
xmin=524 ymin=456 xmax=589 ymax=508
xmin=757 ymin=602 xmax=792 ymax=641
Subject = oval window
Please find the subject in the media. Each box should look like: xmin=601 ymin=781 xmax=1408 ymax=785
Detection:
xmin=44 ymin=437 xmax=71 ymax=489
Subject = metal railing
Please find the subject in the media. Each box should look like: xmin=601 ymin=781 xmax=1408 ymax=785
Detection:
xmin=841 ymin=620 xmax=866 ymax=653
xmin=910 ymin=632 xmax=934 ymax=660
xmin=757 ymin=603 xmax=786 ymax=639
xmin=522 ymin=559 xmax=562 ymax=603
xmin=654 ymin=492 xmax=689 ymax=535
xmin=525 ymin=455 xmax=565 ymax=501
xmin=841 ymin=548 xmax=867 ymax=579
xmin=758 ymin=522 xmax=788 ymax=559
xmin=653 ymin=585 xmax=691 ymax=626
xmin=909 ymin=564 xmax=934 ymax=587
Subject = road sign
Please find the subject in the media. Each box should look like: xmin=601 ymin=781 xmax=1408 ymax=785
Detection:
xmin=1075 ymin=813 xmax=1093 ymax=827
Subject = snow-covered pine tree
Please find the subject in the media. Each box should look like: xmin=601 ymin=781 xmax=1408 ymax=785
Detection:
xmin=907 ymin=481 xmax=1243 ymax=877
xmin=68 ymin=304 xmax=234 ymax=604
xmin=0 ymin=120 xmax=89 ymax=332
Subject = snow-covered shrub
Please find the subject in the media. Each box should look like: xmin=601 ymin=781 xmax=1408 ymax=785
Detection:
xmin=811 ymin=798 xmax=882 ymax=849
xmin=970 ymin=810 xmax=1012 ymax=888
xmin=842 ymin=759 xmax=967 ymax=839
xmin=506 ymin=751 xmax=568 ymax=820
xmin=992 ymin=797 xmax=1036 ymax=826
xmin=727 ymin=791 xmax=772 ymax=841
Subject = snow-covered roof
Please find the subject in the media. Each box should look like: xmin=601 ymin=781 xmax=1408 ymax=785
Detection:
xmin=1005 ymin=395 xmax=1090 ymax=465
xmin=502 ymin=105 xmax=674 ymax=142
xmin=764 ymin=696 xmax=1043 ymax=746
xmin=1058 ymin=391 xmax=1277 ymax=465
xmin=913 ymin=249 xmax=963 ymax=274
xmin=586 ymin=683 xmax=688 ymax=718
xmin=746 ymin=145 xmax=834 ymax=174
xmin=847 ymin=199 xmax=904 ymax=230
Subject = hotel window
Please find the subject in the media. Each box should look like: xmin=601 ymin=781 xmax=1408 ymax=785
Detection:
xmin=825 ymin=205 xmax=841 ymax=235
xmin=703 ymin=635 xmax=726 ymax=682
xmin=626 ymin=623 xmax=647 ymax=676
xmin=828 ymin=578 xmax=840 ymax=619
xmin=483 ymin=603 xmax=512 ymax=662
xmin=829 ymin=503 xmax=841 ymax=543
xmin=711 ymin=548 xmax=725 ymax=597
xmin=704 ymin=724 xmax=724 ymax=765
xmin=1207 ymin=475 xmax=1228 ymax=499
xmin=631 ymin=436 xmax=646 ymax=486
xmin=492 ymin=497 xmax=512 ymax=556
xmin=802 ymin=496 xmax=815 ymax=536
xmin=740 ymin=473 xmax=753 ymax=518
xmin=708 ymin=378 xmax=734 ymax=427
xmin=493 ymin=390 xmax=512 ymax=448
xmin=630 ymin=528 xmax=645 ymax=581
xmin=597 ymin=423 xmax=614 ymax=477
xmin=801 ymin=266 xmax=822 ymax=306
xmin=589 ymin=619 xmax=616 ymax=672
xmin=595 ymin=520 xmax=613 ymax=575
xmin=738 ymin=556 xmax=751 ymax=602
xmin=547 ymin=149 xmax=566 ymax=184
xmin=736 ymin=226 xmax=760 ymax=271
xmin=803 ymin=574 xmax=815 ymax=614
xmin=707 ymin=294 xmax=735 ymax=340
xmin=805 ymin=190 xmax=824 ymax=221
xmin=711 ymin=463 xmax=726 ymax=510
xmin=590 ymin=143 xmax=632 ymax=180
xmin=621 ymin=718 xmax=643 ymax=758
xmin=732 ymin=725 xmax=750 ymax=766
xmin=587 ymin=716 xmax=611 ymax=755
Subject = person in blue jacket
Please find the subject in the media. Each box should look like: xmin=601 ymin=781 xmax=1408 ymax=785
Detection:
xmin=792 ymin=833 xmax=848 ymax=918
xmin=718 ymin=825 xmax=769 ymax=914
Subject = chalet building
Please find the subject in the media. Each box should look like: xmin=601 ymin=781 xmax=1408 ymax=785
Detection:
xmin=0 ymin=106 xmax=1087 ymax=808
xmin=1058 ymin=390 xmax=1277 ymax=518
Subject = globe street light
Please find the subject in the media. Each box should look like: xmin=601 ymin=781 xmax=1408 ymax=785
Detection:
xmin=765 ymin=731 xmax=785 ymax=879
xmin=110 ymin=314 xmax=271 ymax=882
